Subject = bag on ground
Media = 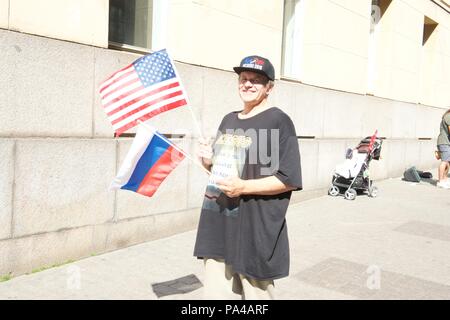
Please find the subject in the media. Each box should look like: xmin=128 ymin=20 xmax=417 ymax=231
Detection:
xmin=403 ymin=166 xmax=421 ymax=182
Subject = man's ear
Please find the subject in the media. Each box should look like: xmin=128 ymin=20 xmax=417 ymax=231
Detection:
xmin=266 ymin=83 xmax=274 ymax=96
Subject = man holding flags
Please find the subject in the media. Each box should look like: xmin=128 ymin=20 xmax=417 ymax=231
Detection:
xmin=102 ymin=50 xmax=302 ymax=300
xmin=194 ymin=55 xmax=303 ymax=300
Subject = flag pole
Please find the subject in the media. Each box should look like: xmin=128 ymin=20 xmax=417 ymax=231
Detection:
xmin=167 ymin=52 xmax=204 ymax=139
xmin=138 ymin=120 xmax=211 ymax=176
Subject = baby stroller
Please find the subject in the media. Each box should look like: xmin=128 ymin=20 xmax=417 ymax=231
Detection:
xmin=328 ymin=131 xmax=383 ymax=200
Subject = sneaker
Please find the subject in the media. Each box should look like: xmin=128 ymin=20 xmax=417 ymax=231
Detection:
xmin=437 ymin=181 xmax=450 ymax=189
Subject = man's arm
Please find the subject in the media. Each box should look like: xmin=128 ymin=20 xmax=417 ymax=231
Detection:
xmin=197 ymin=137 xmax=213 ymax=171
xmin=216 ymin=176 xmax=295 ymax=198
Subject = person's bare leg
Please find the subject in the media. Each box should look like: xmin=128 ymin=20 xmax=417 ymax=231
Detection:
xmin=438 ymin=161 xmax=448 ymax=182
xmin=445 ymin=161 xmax=450 ymax=180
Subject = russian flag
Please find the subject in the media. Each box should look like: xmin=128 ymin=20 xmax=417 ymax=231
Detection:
xmin=110 ymin=124 xmax=185 ymax=197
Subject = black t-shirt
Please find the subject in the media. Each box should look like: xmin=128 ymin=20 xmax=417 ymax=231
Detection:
xmin=193 ymin=107 xmax=302 ymax=280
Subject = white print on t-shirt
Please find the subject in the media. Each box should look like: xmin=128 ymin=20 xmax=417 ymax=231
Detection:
xmin=223 ymin=128 xmax=280 ymax=175
xmin=207 ymin=134 xmax=248 ymax=187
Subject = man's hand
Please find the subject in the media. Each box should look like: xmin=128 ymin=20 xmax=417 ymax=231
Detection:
xmin=216 ymin=176 xmax=246 ymax=198
xmin=218 ymin=176 xmax=296 ymax=197
xmin=197 ymin=137 xmax=213 ymax=167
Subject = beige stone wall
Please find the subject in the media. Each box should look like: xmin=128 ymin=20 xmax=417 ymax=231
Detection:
xmin=284 ymin=0 xmax=449 ymax=108
xmin=6 ymin=0 xmax=108 ymax=47
xmin=420 ymin=23 xmax=450 ymax=108
xmin=418 ymin=0 xmax=450 ymax=108
xmin=370 ymin=0 xmax=423 ymax=103
xmin=166 ymin=0 xmax=284 ymax=76
xmin=291 ymin=0 xmax=372 ymax=94
xmin=1 ymin=0 xmax=448 ymax=107
xmin=370 ymin=0 xmax=450 ymax=107
xmin=0 ymin=0 xmax=8 ymax=29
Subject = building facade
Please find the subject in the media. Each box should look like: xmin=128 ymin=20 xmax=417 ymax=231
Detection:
xmin=1 ymin=0 xmax=449 ymax=276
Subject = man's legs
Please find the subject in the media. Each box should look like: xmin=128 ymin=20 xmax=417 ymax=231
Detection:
xmin=239 ymin=274 xmax=275 ymax=300
xmin=202 ymin=258 xmax=242 ymax=300
xmin=202 ymin=258 xmax=275 ymax=300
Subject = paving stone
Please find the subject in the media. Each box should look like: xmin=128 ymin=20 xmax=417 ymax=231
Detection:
xmin=394 ymin=221 xmax=450 ymax=242
xmin=294 ymin=257 xmax=450 ymax=300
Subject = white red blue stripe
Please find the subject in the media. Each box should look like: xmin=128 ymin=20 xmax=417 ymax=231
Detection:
xmin=110 ymin=124 xmax=185 ymax=197
xmin=99 ymin=49 xmax=188 ymax=136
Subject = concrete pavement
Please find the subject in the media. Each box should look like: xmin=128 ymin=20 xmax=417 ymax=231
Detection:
xmin=0 ymin=174 xmax=449 ymax=300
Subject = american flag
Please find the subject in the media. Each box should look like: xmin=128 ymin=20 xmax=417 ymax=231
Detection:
xmin=99 ymin=49 xmax=188 ymax=136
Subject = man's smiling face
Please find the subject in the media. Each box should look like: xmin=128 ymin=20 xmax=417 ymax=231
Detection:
xmin=238 ymin=71 xmax=272 ymax=107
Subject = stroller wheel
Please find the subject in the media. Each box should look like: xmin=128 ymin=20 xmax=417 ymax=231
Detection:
xmin=344 ymin=188 xmax=357 ymax=200
xmin=368 ymin=186 xmax=378 ymax=198
xmin=328 ymin=185 xmax=340 ymax=197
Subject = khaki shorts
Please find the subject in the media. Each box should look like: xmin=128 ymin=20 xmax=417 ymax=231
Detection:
xmin=202 ymin=258 xmax=275 ymax=300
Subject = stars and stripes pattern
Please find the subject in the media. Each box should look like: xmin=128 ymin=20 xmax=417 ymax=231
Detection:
xmin=99 ymin=49 xmax=188 ymax=136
